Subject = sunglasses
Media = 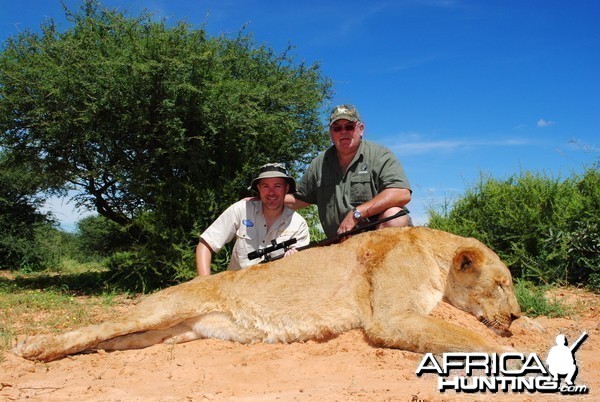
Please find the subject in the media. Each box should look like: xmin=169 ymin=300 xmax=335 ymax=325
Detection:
xmin=331 ymin=123 xmax=358 ymax=133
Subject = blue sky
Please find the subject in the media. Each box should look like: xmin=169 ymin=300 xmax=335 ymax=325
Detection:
xmin=1 ymin=0 xmax=598 ymax=228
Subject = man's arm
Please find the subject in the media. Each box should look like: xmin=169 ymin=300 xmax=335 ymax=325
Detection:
xmin=337 ymin=188 xmax=411 ymax=234
xmin=284 ymin=193 xmax=311 ymax=210
xmin=196 ymin=201 xmax=244 ymax=275
xmin=360 ymin=187 xmax=411 ymax=217
xmin=195 ymin=239 xmax=214 ymax=276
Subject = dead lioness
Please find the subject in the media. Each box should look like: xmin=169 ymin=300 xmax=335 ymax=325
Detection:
xmin=13 ymin=227 xmax=521 ymax=362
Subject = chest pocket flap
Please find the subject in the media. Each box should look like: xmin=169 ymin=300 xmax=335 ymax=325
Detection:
xmin=350 ymin=174 xmax=374 ymax=205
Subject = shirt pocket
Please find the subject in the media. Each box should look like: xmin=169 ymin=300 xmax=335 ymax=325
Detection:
xmin=235 ymin=225 xmax=256 ymax=257
xmin=316 ymin=177 xmax=336 ymax=208
xmin=350 ymin=174 xmax=374 ymax=205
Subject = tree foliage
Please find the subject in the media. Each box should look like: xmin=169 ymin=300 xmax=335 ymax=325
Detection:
xmin=75 ymin=215 xmax=130 ymax=260
xmin=428 ymin=168 xmax=600 ymax=292
xmin=0 ymin=153 xmax=54 ymax=270
xmin=0 ymin=1 xmax=332 ymax=288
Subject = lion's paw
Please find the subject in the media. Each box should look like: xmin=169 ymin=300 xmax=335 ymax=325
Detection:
xmin=11 ymin=335 xmax=54 ymax=361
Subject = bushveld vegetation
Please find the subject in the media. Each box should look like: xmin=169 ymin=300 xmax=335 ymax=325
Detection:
xmin=429 ymin=167 xmax=599 ymax=294
xmin=0 ymin=1 xmax=597 ymax=352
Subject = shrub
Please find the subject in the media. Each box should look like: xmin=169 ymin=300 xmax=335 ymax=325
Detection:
xmin=428 ymin=168 xmax=599 ymax=292
xmin=76 ymin=215 xmax=132 ymax=261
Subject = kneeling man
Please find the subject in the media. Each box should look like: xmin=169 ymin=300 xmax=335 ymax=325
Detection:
xmin=196 ymin=163 xmax=310 ymax=276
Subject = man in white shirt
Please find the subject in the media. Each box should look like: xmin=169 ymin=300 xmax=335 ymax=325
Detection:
xmin=195 ymin=163 xmax=310 ymax=276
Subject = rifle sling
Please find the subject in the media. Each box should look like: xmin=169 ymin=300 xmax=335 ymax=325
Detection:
xmin=296 ymin=208 xmax=408 ymax=252
xmin=255 ymin=208 xmax=408 ymax=263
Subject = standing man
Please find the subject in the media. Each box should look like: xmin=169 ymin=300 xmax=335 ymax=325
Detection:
xmin=196 ymin=163 xmax=310 ymax=276
xmin=286 ymin=104 xmax=412 ymax=238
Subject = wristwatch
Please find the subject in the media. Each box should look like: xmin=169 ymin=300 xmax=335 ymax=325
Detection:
xmin=352 ymin=207 xmax=362 ymax=221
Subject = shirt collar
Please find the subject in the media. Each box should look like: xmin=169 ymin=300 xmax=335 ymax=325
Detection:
xmin=255 ymin=200 xmax=293 ymax=225
xmin=324 ymin=140 xmax=365 ymax=172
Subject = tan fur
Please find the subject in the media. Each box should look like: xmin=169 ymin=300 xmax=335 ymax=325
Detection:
xmin=12 ymin=227 xmax=521 ymax=362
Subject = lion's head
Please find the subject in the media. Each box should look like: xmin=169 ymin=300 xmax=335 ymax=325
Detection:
xmin=443 ymin=246 xmax=521 ymax=335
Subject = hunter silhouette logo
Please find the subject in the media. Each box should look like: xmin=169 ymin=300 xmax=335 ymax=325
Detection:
xmin=546 ymin=332 xmax=588 ymax=386
xmin=415 ymin=332 xmax=589 ymax=394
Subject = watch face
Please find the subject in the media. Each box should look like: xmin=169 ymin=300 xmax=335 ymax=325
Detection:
xmin=354 ymin=210 xmax=361 ymax=219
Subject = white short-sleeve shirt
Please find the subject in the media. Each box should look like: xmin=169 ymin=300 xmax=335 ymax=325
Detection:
xmin=200 ymin=200 xmax=310 ymax=270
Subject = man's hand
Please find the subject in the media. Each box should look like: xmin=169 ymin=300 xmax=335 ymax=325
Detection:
xmin=337 ymin=210 xmax=359 ymax=236
xmin=284 ymin=248 xmax=299 ymax=257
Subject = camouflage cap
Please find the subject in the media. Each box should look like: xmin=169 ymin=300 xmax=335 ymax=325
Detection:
xmin=329 ymin=104 xmax=360 ymax=125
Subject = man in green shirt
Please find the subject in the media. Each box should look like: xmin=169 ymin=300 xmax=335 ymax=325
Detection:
xmin=286 ymin=104 xmax=412 ymax=238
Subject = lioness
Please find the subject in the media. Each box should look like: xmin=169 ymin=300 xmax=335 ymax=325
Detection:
xmin=13 ymin=227 xmax=520 ymax=362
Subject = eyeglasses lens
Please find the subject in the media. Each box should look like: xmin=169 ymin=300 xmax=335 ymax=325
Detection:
xmin=331 ymin=124 xmax=357 ymax=133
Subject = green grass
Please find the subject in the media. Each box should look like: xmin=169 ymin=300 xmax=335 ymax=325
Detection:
xmin=0 ymin=262 xmax=132 ymax=361
xmin=514 ymin=280 xmax=572 ymax=318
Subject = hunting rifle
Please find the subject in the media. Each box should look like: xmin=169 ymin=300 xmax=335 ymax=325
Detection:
xmin=247 ymin=237 xmax=298 ymax=262
xmin=247 ymin=208 xmax=408 ymax=263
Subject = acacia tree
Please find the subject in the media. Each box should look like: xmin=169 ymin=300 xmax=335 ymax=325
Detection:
xmin=0 ymin=1 xmax=332 ymax=287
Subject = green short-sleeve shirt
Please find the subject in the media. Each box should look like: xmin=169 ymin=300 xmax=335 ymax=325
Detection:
xmin=295 ymin=140 xmax=411 ymax=238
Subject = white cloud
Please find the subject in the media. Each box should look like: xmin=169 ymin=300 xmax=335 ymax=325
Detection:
xmin=537 ymin=118 xmax=555 ymax=127
xmin=338 ymin=3 xmax=388 ymax=35
xmin=375 ymin=54 xmax=445 ymax=74
xmin=387 ymin=138 xmax=529 ymax=155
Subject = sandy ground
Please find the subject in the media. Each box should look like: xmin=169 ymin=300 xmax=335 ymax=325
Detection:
xmin=1 ymin=288 xmax=598 ymax=401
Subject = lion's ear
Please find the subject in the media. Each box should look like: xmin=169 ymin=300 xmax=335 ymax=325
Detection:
xmin=452 ymin=247 xmax=485 ymax=272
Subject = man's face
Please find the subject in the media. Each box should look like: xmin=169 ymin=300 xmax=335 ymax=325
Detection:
xmin=257 ymin=177 xmax=289 ymax=211
xmin=329 ymin=119 xmax=363 ymax=156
